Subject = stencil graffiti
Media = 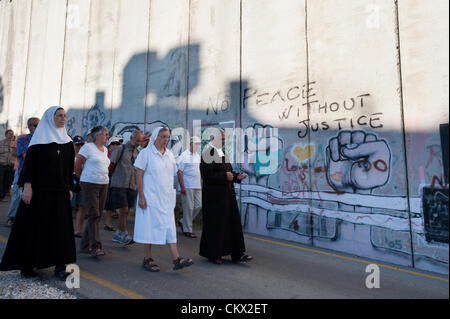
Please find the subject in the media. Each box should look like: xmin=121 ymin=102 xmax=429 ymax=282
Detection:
xmin=422 ymin=187 xmax=449 ymax=244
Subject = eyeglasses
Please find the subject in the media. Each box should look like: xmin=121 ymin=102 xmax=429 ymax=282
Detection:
xmin=111 ymin=142 xmax=120 ymax=146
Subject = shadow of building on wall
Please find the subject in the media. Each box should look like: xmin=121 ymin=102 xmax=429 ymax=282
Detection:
xmin=65 ymin=44 xmax=201 ymax=144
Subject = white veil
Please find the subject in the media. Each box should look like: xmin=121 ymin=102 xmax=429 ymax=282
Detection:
xmin=150 ymin=126 xmax=164 ymax=146
xmin=28 ymin=106 xmax=72 ymax=147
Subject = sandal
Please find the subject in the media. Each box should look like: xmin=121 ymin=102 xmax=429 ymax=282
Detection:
xmin=104 ymin=225 xmax=116 ymax=231
xmin=142 ymin=258 xmax=160 ymax=272
xmin=232 ymin=254 xmax=253 ymax=263
xmin=183 ymin=232 xmax=197 ymax=238
xmin=209 ymin=258 xmax=223 ymax=265
xmin=6 ymin=218 xmax=14 ymax=227
xmin=173 ymin=257 xmax=194 ymax=270
xmin=90 ymin=248 xmax=106 ymax=257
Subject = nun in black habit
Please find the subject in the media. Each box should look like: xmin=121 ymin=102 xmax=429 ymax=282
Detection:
xmin=0 ymin=106 xmax=76 ymax=279
xmin=199 ymin=129 xmax=253 ymax=264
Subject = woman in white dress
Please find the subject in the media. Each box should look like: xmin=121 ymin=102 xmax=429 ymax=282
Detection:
xmin=134 ymin=126 xmax=193 ymax=272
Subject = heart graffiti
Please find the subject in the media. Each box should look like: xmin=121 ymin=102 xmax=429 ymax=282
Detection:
xmin=292 ymin=145 xmax=315 ymax=163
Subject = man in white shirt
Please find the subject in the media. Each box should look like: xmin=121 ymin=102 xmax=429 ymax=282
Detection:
xmin=177 ymin=136 xmax=202 ymax=238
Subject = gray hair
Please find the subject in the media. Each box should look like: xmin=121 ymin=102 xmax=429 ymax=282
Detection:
xmin=91 ymin=125 xmax=108 ymax=142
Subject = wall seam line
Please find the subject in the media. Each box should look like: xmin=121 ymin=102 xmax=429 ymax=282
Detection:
xmin=305 ymin=0 xmax=314 ymax=246
xmin=20 ymin=0 xmax=34 ymax=133
xmin=186 ymin=0 xmax=192 ymax=132
xmin=394 ymin=0 xmax=415 ymax=268
xmin=59 ymin=0 xmax=69 ymax=106
xmin=239 ymin=0 xmax=243 ymax=223
xmin=109 ymin=1 xmax=121 ymax=122
xmin=144 ymin=0 xmax=152 ymax=134
xmin=82 ymin=0 xmax=94 ymax=134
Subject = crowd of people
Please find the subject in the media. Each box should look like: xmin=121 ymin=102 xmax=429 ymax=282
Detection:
xmin=0 ymin=106 xmax=252 ymax=279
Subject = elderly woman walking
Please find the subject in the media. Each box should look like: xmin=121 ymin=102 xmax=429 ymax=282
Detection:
xmin=134 ymin=126 xmax=193 ymax=272
xmin=0 ymin=106 xmax=76 ymax=279
xmin=75 ymin=125 xmax=110 ymax=257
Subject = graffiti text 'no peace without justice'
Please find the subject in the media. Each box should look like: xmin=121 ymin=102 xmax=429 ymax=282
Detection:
xmin=243 ymin=81 xmax=382 ymax=138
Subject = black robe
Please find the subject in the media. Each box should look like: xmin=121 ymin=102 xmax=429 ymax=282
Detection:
xmin=0 ymin=142 xmax=76 ymax=271
xmin=199 ymin=146 xmax=246 ymax=260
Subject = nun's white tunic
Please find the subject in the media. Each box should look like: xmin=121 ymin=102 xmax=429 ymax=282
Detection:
xmin=133 ymin=144 xmax=177 ymax=244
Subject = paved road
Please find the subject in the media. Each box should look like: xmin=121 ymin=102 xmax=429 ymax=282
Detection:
xmin=0 ymin=198 xmax=448 ymax=299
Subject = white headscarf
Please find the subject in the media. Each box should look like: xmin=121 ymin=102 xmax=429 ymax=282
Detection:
xmin=150 ymin=126 xmax=164 ymax=146
xmin=28 ymin=106 xmax=72 ymax=147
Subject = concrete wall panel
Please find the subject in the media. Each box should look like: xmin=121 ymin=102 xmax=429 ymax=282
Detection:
xmin=399 ymin=0 xmax=449 ymax=274
xmin=82 ymin=0 xmax=119 ymax=137
xmin=22 ymin=0 xmax=67 ymax=120
xmin=0 ymin=2 xmax=13 ymax=133
xmin=110 ymin=0 xmax=149 ymax=130
xmin=187 ymin=0 xmax=241 ymax=128
xmin=306 ymin=0 xmax=412 ymax=267
xmin=0 ymin=2 xmax=30 ymax=134
xmin=145 ymin=0 xmax=190 ymax=135
xmin=241 ymin=0 xmax=310 ymax=244
xmin=6 ymin=0 xmax=32 ymax=134
xmin=60 ymin=0 xmax=91 ymax=137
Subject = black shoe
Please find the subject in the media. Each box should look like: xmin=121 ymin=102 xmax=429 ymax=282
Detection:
xmin=54 ymin=266 xmax=71 ymax=281
xmin=232 ymin=254 xmax=253 ymax=263
xmin=208 ymin=258 xmax=223 ymax=264
xmin=104 ymin=225 xmax=116 ymax=231
xmin=21 ymin=269 xmax=39 ymax=278
xmin=55 ymin=271 xmax=71 ymax=281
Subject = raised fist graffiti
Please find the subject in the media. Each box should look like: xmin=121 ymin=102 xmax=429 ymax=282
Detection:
xmin=326 ymin=130 xmax=391 ymax=194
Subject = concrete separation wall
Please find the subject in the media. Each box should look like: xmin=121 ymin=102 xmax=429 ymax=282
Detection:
xmin=0 ymin=0 xmax=448 ymax=275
